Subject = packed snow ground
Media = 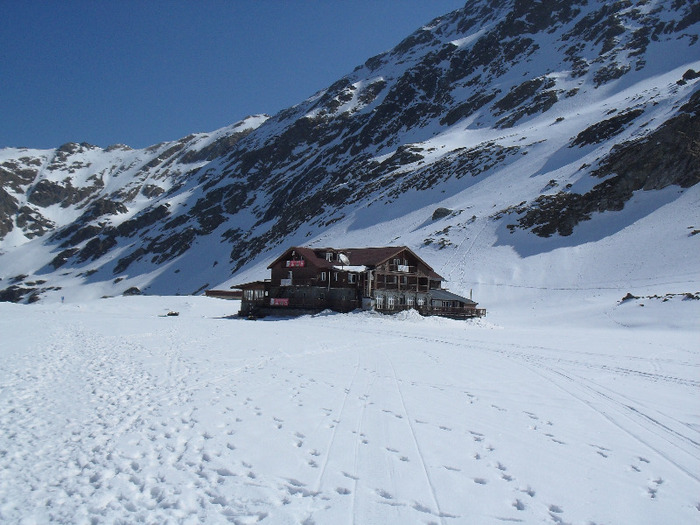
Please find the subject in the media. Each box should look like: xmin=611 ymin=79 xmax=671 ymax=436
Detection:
xmin=1 ymin=293 xmax=698 ymax=524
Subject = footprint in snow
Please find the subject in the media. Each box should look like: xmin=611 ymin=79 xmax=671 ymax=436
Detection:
xmin=647 ymin=477 xmax=663 ymax=498
xmin=521 ymin=486 xmax=535 ymax=497
xmin=412 ymin=502 xmax=432 ymax=514
xmin=377 ymin=489 xmax=393 ymax=499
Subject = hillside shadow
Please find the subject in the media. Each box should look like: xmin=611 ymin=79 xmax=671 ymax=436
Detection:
xmin=495 ymin=186 xmax=684 ymax=257
xmin=533 ymin=142 xmax=595 ymax=177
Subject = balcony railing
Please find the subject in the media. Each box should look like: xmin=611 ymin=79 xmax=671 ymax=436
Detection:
xmin=375 ymin=305 xmax=486 ymax=318
xmin=387 ymin=264 xmax=416 ymax=273
xmin=373 ymin=282 xmax=430 ymax=292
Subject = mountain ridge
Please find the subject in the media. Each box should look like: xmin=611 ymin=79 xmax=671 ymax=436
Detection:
xmin=0 ymin=0 xmax=698 ymax=304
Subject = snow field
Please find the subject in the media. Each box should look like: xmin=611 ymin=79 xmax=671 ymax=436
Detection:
xmin=0 ymin=295 xmax=698 ymax=524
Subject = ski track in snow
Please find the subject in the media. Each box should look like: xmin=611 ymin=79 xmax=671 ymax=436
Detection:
xmin=0 ymin=296 xmax=698 ymax=524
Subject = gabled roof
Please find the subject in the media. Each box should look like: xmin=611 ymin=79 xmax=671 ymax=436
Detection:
xmin=267 ymin=246 xmax=333 ymax=269
xmin=268 ymin=246 xmax=444 ymax=280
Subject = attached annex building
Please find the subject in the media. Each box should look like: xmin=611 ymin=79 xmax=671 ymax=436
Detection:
xmin=231 ymin=246 xmax=485 ymax=319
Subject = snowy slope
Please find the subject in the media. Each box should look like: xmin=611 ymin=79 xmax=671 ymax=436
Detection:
xmin=0 ymin=295 xmax=697 ymax=524
xmin=0 ymin=0 xmax=698 ymax=307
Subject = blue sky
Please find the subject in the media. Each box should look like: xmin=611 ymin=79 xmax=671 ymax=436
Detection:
xmin=1 ymin=1 xmax=465 ymax=150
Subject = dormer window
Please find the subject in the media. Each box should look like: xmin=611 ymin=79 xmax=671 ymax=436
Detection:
xmin=326 ymin=252 xmax=333 ymax=262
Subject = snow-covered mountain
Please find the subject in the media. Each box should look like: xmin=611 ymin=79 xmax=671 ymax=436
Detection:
xmin=1 ymin=0 xmax=698 ymax=304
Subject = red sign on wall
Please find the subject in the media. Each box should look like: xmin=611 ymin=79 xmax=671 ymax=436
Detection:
xmin=270 ymin=298 xmax=289 ymax=306
xmin=286 ymin=260 xmax=305 ymax=267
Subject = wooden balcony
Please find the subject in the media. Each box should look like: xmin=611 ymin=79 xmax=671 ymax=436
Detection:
xmin=387 ymin=264 xmax=416 ymax=273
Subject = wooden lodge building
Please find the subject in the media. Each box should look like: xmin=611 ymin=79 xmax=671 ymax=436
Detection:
xmin=228 ymin=246 xmax=485 ymax=319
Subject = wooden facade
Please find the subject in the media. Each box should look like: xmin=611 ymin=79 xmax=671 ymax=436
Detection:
xmin=227 ymin=246 xmax=485 ymax=319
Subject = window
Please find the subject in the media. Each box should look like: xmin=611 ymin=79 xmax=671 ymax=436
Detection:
xmin=334 ymin=272 xmax=339 ymax=282
xmin=407 ymin=296 xmax=414 ymax=307
xmin=320 ymin=271 xmax=327 ymax=281
xmin=417 ymin=297 xmax=425 ymax=307
xmin=348 ymin=273 xmax=356 ymax=284
xmin=376 ymin=295 xmax=384 ymax=309
xmin=326 ymin=252 xmax=333 ymax=262
xmin=387 ymin=296 xmax=395 ymax=310
xmin=245 ymin=289 xmax=265 ymax=301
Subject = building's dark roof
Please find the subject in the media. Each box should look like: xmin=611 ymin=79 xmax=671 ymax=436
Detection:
xmin=268 ymin=246 xmax=444 ymax=280
xmin=230 ymin=280 xmax=268 ymax=290
xmin=429 ymin=288 xmax=477 ymax=306
xmin=342 ymin=247 xmax=405 ymax=266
